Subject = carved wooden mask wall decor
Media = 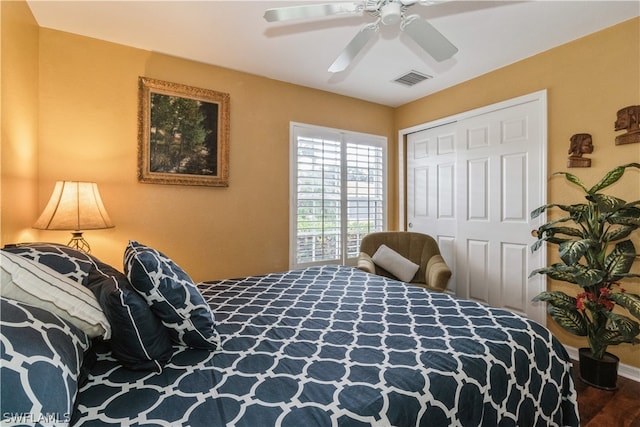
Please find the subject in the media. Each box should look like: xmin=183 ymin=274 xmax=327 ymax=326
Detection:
xmin=614 ymin=105 xmax=640 ymax=145
xmin=567 ymin=133 xmax=593 ymax=168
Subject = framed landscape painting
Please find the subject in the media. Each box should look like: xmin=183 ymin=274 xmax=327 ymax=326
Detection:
xmin=138 ymin=77 xmax=230 ymax=186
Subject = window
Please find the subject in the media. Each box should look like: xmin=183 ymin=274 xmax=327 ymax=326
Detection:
xmin=290 ymin=123 xmax=387 ymax=268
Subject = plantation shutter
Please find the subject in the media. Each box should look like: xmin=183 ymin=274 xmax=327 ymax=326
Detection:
xmin=291 ymin=124 xmax=386 ymax=268
xmin=345 ymin=139 xmax=385 ymax=258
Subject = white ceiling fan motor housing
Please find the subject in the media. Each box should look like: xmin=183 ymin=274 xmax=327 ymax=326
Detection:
xmin=380 ymin=2 xmax=402 ymax=25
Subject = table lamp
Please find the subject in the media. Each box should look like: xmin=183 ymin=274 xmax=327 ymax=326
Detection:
xmin=33 ymin=181 xmax=114 ymax=253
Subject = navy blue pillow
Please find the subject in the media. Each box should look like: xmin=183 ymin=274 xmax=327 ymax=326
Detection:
xmin=1 ymin=297 xmax=90 ymax=425
xmin=5 ymin=242 xmax=174 ymax=371
xmin=124 ymin=240 xmax=220 ymax=350
xmin=85 ymin=257 xmax=174 ymax=371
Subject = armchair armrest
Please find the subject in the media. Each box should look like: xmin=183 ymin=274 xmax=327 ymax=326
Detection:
xmin=424 ymin=255 xmax=452 ymax=292
xmin=356 ymin=252 xmax=376 ymax=274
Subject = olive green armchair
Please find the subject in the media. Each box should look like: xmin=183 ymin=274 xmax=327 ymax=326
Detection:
xmin=356 ymin=231 xmax=452 ymax=292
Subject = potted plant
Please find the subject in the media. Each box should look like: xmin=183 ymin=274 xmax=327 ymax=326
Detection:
xmin=530 ymin=162 xmax=640 ymax=390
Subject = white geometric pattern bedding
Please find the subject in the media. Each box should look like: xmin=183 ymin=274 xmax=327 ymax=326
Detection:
xmin=72 ymin=266 xmax=579 ymax=426
xmin=1 ymin=298 xmax=90 ymax=427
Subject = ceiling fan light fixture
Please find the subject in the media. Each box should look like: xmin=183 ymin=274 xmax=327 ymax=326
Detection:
xmin=380 ymin=2 xmax=402 ymax=25
xmin=264 ymin=0 xmax=457 ymax=73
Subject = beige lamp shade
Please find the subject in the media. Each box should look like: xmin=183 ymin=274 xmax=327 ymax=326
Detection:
xmin=33 ymin=181 xmax=114 ymax=253
xmin=34 ymin=181 xmax=114 ymax=231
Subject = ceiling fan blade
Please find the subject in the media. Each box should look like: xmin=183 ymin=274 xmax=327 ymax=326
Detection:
xmin=264 ymin=2 xmax=361 ymax=23
xmin=328 ymin=24 xmax=378 ymax=73
xmin=417 ymin=0 xmax=449 ymax=5
xmin=402 ymin=15 xmax=457 ymax=62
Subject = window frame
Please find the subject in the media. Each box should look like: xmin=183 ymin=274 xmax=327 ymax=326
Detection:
xmin=289 ymin=122 xmax=388 ymax=269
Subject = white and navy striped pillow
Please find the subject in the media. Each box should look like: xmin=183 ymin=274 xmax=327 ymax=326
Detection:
xmin=0 ymin=250 xmax=111 ymax=339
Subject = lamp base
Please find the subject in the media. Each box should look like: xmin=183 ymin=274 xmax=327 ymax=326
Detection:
xmin=68 ymin=231 xmax=91 ymax=253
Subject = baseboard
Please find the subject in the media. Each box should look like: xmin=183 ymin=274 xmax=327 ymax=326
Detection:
xmin=565 ymin=345 xmax=640 ymax=383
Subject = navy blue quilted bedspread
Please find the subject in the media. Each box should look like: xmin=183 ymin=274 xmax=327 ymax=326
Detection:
xmin=72 ymin=266 xmax=579 ymax=426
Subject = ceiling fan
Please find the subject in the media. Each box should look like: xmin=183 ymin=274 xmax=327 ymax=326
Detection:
xmin=263 ymin=0 xmax=458 ymax=73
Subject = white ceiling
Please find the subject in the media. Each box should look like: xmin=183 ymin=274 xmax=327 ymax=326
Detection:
xmin=26 ymin=0 xmax=640 ymax=107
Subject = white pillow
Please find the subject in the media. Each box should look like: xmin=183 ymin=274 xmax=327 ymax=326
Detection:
xmin=0 ymin=251 xmax=111 ymax=338
xmin=371 ymin=244 xmax=419 ymax=283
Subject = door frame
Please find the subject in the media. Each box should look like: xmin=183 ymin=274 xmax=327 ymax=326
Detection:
xmin=397 ymin=90 xmax=548 ymax=324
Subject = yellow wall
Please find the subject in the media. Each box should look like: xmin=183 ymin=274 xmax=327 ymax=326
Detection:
xmin=1 ymin=0 xmax=40 ymax=245
xmin=2 ymin=2 xmax=639 ymax=367
xmin=9 ymin=21 xmax=395 ymax=281
xmin=396 ymin=17 xmax=640 ymax=367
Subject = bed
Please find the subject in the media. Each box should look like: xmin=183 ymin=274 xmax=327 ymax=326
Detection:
xmin=1 ymin=242 xmax=579 ymax=427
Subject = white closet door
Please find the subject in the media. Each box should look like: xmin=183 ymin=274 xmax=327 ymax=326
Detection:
xmin=406 ymin=122 xmax=458 ymax=294
xmin=405 ymin=93 xmax=546 ymax=324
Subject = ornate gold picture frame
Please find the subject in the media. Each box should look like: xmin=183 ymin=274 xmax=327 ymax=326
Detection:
xmin=138 ymin=77 xmax=230 ymax=186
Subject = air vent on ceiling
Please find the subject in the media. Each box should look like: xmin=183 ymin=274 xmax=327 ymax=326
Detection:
xmin=393 ymin=70 xmax=432 ymax=87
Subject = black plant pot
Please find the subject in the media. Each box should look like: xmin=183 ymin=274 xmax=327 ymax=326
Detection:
xmin=578 ymin=347 xmax=619 ymax=390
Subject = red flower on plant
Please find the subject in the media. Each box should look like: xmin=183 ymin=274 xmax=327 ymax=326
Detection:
xmin=575 ymin=290 xmax=615 ymax=311
xmin=598 ymin=296 xmax=615 ymax=311
xmin=576 ymin=292 xmax=587 ymax=310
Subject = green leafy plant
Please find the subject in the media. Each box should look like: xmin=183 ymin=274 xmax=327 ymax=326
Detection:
xmin=530 ymin=163 xmax=640 ymax=360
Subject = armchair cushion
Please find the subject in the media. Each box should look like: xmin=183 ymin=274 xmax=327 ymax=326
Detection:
xmin=356 ymin=252 xmax=376 ymax=274
xmin=371 ymin=244 xmax=419 ymax=283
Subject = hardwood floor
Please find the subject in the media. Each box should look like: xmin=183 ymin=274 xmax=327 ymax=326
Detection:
xmin=573 ymin=361 xmax=640 ymax=427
